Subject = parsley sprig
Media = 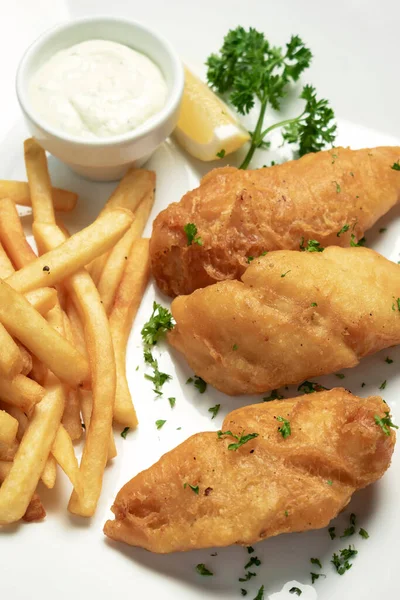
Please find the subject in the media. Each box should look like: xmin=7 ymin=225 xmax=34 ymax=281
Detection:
xmin=141 ymin=302 xmax=174 ymax=397
xmin=374 ymin=411 xmax=398 ymax=436
xmin=184 ymin=223 xmax=203 ymax=246
xmin=206 ymin=28 xmax=336 ymax=169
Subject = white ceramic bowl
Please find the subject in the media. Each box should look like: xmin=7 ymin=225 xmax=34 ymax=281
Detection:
xmin=16 ymin=16 xmax=184 ymax=181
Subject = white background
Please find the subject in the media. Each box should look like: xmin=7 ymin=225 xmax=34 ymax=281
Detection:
xmin=0 ymin=1 xmax=400 ymax=599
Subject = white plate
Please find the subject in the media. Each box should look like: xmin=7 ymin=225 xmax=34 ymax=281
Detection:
xmin=1 ymin=2 xmax=400 ymax=600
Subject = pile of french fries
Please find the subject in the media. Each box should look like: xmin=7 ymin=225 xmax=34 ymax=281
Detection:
xmin=0 ymin=138 xmax=154 ymax=524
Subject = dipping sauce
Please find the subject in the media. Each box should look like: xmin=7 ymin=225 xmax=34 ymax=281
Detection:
xmin=29 ymin=40 xmax=168 ymax=139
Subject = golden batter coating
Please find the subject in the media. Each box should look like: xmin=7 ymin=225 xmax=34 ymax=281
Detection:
xmin=150 ymin=146 xmax=400 ymax=296
xmin=169 ymin=246 xmax=400 ymax=396
xmin=104 ymin=389 xmax=395 ymax=553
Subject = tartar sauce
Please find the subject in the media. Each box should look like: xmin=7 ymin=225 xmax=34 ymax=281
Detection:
xmin=29 ymin=40 xmax=168 ymax=139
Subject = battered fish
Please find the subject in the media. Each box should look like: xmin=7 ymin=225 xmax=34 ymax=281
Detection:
xmin=169 ymin=246 xmax=400 ymax=395
xmin=104 ymin=389 xmax=395 ymax=553
xmin=150 ymin=146 xmax=400 ymax=296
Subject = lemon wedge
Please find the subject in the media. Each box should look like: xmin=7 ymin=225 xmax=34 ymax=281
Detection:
xmin=174 ymin=67 xmax=250 ymax=161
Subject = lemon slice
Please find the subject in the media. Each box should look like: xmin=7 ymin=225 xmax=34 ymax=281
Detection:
xmin=174 ymin=67 xmax=250 ymax=161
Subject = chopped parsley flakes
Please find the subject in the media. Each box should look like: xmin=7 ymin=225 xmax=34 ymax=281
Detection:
xmin=141 ymin=302 xmax=174 ymax=346
xmin=289 ymin=588 xmax=302 ymax=596
xmin=337 ymin=224 xmax=349 ymax=237
xmin=328 ymin=526 xmax=336 ymax=540
xmin=187 ymin=375 xmax=207 ymax=394
xmin=217 ymin=430 xmax=259 ymax=450
xmin=333 ymin=181 xmax=341 ymax=193
xmin=216 ymin=149 xmax=226 ymax=158
xmin=253 ymin=586 xmax=264 ymax=600
xmin=331 ymin=545 xmax=358 ymax=575
xmin=374 ymin=411 xmax=398 ymax=436
xmin=300 ymin=238 xmax=324 ymax=252
xmin=310 ymin=572 xmax=326 ymax=584
xmin=336 ymin=373 xmax=345 ymax=379
xmin=379 ymin=380 xmax=387 ymax=390
xmin=391 ymin=160 xmax=400 ymax=171
xmin=184 ymin=223 xmax=203 ymax=246
xmin=208 ymin=404 xmax=221 ymax=419
xmin=184 ymin=483 xmax=199 ymax=494
xmin=238 ymin=571 xmax=257 ymax=582
xmin=244 ymin=556 xmax=261 ymax=569
xmin=121 ymin=427 xmax=130 ymax=439
xmin=359 ymin=528 xmax=369 ymax=539
xmin=155 ymin=419 xmax=166 ymax=430
xmin=385 ymin=357 xmax=394 ymax=364
xmin=310 ymin=558 xmax=322 ymax=569
xmin=277 ymin=416 xmax=291 ymax=438
xmin=168 ymin=397 xmax=176 ymax=408
xmin=196 ymin=564 xmax=213 ymax=576
xmin=281 ymin=270 xmax=291 ymax=278
xmin=298 ymin=380 xmax=328 ymax=394
xmin=263 ymin=389 xmax=284 ymax=402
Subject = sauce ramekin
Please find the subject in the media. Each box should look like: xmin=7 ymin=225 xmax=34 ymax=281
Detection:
xmin=16 ymin=16 xmax=184 ymax=181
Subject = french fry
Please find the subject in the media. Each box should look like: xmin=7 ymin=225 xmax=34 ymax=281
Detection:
xmin=0 ymin=375 xmax=44 ymax=413
xmin=0 ymin=242 xmax=14 ymax=277
xmin=0 ymin=403 xmax=27 ymax=441
xmin=0 ymin=198 xmax=37 ymax=268
xmin=0 ymin=384 xmax=64 ymax=524
xmin=97 ymin=184 xmax=154 ymax=313
xmin=22 ymin=492 xmax=46 ymax=522
xmin=41 ymin=454 xmax=57 ymax=489
xmin=79 ymin=389 xmax=117 ymax=461
xmin=66 ymin=299 xmax=88 ymax=361
xmin=52 ymin=425 xmax=83 ymax=497
xmin=0 ymin=410 xmax=18 ymax=444
xmin=89 ymin=168 xmax=155 ymax=284
xmin=33 ymin=223 xmax=116 ymax=516
xmin=0 ymin=462 xmax=46 ymax=522
xmin=61 ymin=312 xmax=82 ymax=440
xmin=25 ymin=287 xmax=57 ymax=315
xmin=109 ymin=239 xmax=150 ymax=427
xmin=16 ymin=343 xmax=32 ymax=376
xmin=0 ymin=279 xmax=89 ymax=388
xmin=24 ymin=138 xmax=56 ymax=225
xmin=0 ymin=440 xmax=18 ymax=461
xmin=6 ymin=208 xmax=133 ymax=294
xmin=0 ymin=180 xmax=77 ymax=211
xmin=0 ymin=323 xmax=23 ymax=379
xmin=29 ymin=356 xmax=47 ymax=385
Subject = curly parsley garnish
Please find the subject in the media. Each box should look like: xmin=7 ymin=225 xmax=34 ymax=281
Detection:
xmin=374 ymin=411 xmax=398 ymax=436
xmin=141 ymin=302 xmax=174 ymax=346
xmin=341 ymin=513 xmax=356 ymax=538
xmin=184 ymin=223 xmax=203 ymax=246
xmin=206 ymin=27 xmax=336 ymax=169
xmin=277 ymin=416 xmax=291 ymax=438
xmin=218 ymin=430 xmax=259 ymax=450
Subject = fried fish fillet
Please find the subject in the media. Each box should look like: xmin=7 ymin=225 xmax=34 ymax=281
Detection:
xmin=150 ymin=146 xmax=400 ymax=296
xmin=104 ymin=389 xmax=395 ymax=553
xmin=169 ymin=246 xmax=400 ymax=395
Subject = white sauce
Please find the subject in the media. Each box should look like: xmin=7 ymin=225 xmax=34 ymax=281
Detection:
xmin=29 ymin=40 xmax=168 ymax=139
